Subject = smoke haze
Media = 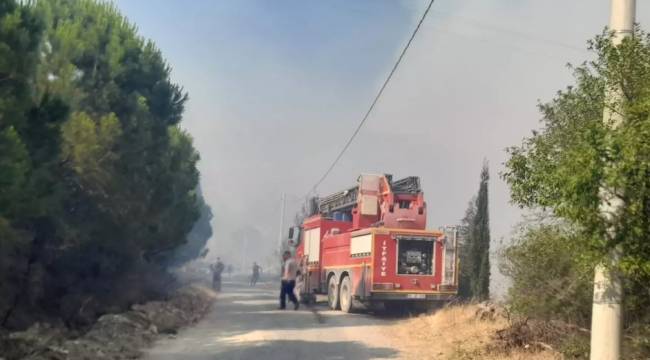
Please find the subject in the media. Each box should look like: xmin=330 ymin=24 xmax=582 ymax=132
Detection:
xmin=115 ymin=0 xmax=650 ymax=293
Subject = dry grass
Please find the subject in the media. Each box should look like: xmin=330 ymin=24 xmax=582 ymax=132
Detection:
xmin=386 ymin=304 xmax=562 ymax=360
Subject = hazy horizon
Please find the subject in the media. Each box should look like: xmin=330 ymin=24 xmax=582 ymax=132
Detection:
xmin=114 ymin=0 xmax=650 ymax=294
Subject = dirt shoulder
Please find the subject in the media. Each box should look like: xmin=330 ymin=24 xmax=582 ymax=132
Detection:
xmin=385 ymin=303 xmax=563 ymax=360
xmin=0 ymin=285 xmax=217 ymax=360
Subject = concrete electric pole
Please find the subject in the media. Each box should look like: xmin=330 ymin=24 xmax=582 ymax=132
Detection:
xmin=277 ymin=193 xmax=286 ymax=252
xmin=590 ymin=1 xmax=635 ymax=359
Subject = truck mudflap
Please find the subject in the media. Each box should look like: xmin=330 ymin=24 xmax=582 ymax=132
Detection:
xmin=368 ymin=291 xmax=456 ymax=301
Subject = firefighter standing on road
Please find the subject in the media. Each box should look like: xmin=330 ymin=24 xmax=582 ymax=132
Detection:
xmin=278 ymin=251 xmax=299 ymax=310
xmin=250 ymin=262 xmax=262 ymax=286
xmin=210 ymin=258 xmax=225 ymax=291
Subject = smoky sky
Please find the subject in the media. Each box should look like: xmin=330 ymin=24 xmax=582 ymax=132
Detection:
xmin=115 ymin=0 xmax=649 ymax=293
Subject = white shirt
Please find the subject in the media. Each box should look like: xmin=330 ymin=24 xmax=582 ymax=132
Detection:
xmin=282 ymin=258 xmax=297 ymax=281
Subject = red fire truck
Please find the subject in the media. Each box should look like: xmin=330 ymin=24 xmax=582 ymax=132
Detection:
xmin=287 ymin=174 xmax=458 ymax=312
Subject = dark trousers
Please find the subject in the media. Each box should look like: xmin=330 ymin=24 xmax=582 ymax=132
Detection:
xmin=279 ymin=280 xmax=298 ymax=308
xmin=212 ymin=275 xmax=222 ymax=291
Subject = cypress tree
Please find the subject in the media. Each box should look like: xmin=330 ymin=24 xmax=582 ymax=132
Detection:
xmin=458 ymin=162 xmax=491 ymax=301
xmin=470 ymin=162 xmax=491 ymax=300
xmin=457 ymin=198 xmax=476 ymax=299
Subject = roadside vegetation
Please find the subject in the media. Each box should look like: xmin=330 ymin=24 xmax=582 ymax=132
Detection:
xmin=389 ymin=303 xmax=560 ymax=360
xmin=499 ymin=27 xmax=650 ymax=358
xmin=0 ymin=0 xmax=211 ymax=333
xmin=396 ymin=26 xmax=650 ymax=360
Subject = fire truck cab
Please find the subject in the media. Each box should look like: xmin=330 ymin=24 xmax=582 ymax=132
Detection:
xmin=289 ymin=174 xmax=458 ymax=313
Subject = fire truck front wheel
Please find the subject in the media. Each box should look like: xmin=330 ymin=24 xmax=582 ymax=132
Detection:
xmin=327 ymin=275 xmax=340 ymax=310
xmin=339 ymin=275 xmax=354 ymax=313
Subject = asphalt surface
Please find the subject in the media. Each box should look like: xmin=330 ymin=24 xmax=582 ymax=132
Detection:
xmin=144 ymin=280 xmax=402 ymax=360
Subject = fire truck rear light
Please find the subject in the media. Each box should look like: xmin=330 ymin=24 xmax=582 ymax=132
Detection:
xmin=394 ymin=283 xmax=401 ymax=289
xmin=373 ymin=283 xmax=394 ymax=290
xmin=430 ymin=284 xmax=437 ymax=290
xmin=418 ymin=206 xmax=424 ymax=215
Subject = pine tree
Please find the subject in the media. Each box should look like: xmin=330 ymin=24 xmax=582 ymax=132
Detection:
xmin=1 ymin=0 xmax=207 ymax=328
xmin=165 ymin=185 xmax=214 ymax=266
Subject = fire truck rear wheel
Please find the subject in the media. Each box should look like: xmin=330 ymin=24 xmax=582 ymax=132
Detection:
xmin=327 ymin=276 xmax=340 ymax=310
xmin=339 ymin=275 xmax=354 ymax=313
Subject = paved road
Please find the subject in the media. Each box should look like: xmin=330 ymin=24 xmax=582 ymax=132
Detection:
xmin=145 ymin=281 xmax=402 ymax=360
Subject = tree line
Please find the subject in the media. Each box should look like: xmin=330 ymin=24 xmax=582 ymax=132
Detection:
xmin=0 ymin=0 xmax=211 ymax=329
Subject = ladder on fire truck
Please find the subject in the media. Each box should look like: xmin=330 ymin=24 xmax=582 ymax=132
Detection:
xmin=318 ymin=175 xmax=421 ymax=216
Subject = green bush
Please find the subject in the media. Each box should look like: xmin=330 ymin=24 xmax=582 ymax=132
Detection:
xmin=500 ymin=222 xmax=594 ymax=327
xmin=500 ymin=220 xmax=650 ymax=358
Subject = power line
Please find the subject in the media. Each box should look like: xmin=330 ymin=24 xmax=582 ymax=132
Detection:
xmin=304 ymin=0 xmax=436 ymax=198
xmin=431 ymin=9 xmax=588 ymax=54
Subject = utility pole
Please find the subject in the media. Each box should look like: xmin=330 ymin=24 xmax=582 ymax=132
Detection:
xmin=590 ymin=1 xmax=635 ymax=359
xmin=277 ymin=193 xmax=286 ymax=253
xmin=241 ymin=236 xmax=248 ymax=273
